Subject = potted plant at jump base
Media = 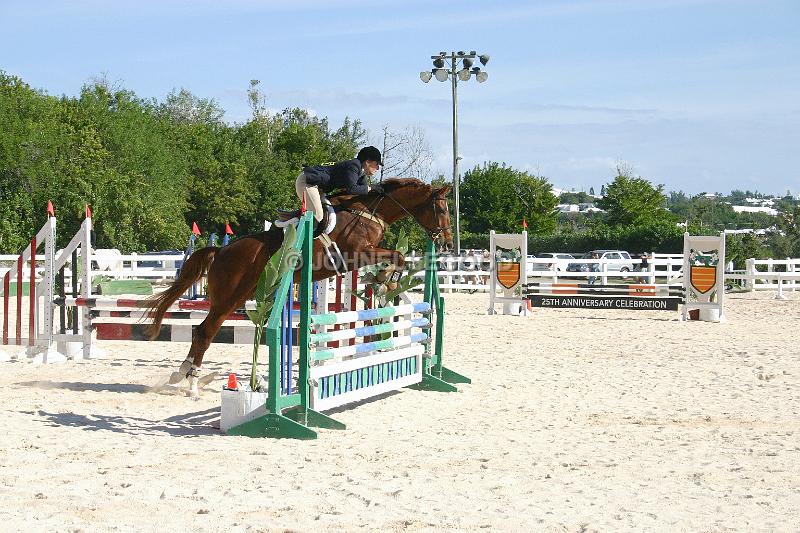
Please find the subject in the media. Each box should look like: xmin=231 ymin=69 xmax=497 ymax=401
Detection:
xmin=219 ymin=224 xmax=302 ymax=432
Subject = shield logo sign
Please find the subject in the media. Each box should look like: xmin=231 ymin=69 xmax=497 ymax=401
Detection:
xmin=690 ymin=265 xmax=716 ymax=294
xmin=496 ymin=262 xmax=521 ymax=290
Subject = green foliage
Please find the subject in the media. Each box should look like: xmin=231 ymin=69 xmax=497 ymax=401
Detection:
xmin=667 ymin=189 xmax=793 ymax=232
xmin=769 ymin=204 xmax=800 ymax=258
xmin=3 ymin=71 xmax=796 ymax=265
xmin=0 ymin=72 xmax=363 ymax=253
xmin=354 ymin=230 xmax=423 ymax=307
xmin=246 ymin=225 xmax=298 ymax=390
xmin=382 ymin=217 xmax=427 ymax=253
xmin=528 ymin=220 xmax=684 ymax=255
xmin=460 ymin=162 xmax=558 ymax=235
xmin=558 ymin=191 xmax=595 ymax=204
xmin=597 ymin=174 xmax=675 ymax=226
xmin=725 ymin=233 xmax=770 ymax=269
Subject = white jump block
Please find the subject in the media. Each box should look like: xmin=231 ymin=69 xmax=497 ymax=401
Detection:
xmin=220 ymin=388 xmax=269 ymax=433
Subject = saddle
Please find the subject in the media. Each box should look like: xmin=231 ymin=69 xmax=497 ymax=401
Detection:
xmin=275 ymin=201 xmax=345 ymax=273
xmin=275 ymin=201 xmax=337 ymax=238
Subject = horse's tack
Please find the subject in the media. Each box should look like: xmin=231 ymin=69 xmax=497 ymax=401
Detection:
xmin=143 ymin=178 xmax=453 ymax=395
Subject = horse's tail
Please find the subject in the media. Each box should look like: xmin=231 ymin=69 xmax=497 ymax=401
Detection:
xmin=144 ymin=247 xmax=218 ymax=339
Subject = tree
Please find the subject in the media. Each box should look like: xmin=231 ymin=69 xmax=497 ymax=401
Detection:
xmin=773 ymin=204 xmax=800 ymax=256
xmin=666 ymin=190 xmax=691 ymax=220
xmin=559 ymin=191 xmax=593 ymax=205
xmin=728 ymin=189 xmax=748 ymax=205
xmin=158 ymin=88 xmax=224 ymax=125
xmin=377 ymin=125 xmax=433 ymax=181
xmin=459 ymin=162 xmax=558 ymax=235
xmin=597 ymin=168 xmax=674 ymax=227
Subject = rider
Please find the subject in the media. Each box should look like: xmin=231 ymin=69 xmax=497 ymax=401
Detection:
xmin=295 ymin=146 xmax=383 ymax=232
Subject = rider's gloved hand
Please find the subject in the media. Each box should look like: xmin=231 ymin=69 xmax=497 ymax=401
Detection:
xmin=371 ymin=182 xmax=385 ymax=194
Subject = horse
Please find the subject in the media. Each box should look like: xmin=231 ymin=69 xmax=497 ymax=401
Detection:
xmin=145 ymin=178 xmax=453 ymax=396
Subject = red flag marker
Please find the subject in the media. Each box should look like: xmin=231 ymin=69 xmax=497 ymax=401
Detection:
xmin=301 ymin=195 xmax=307 ymax=214
xmin=191 ymin=222 xmax=201 ymax=236
xmin=85 ymin=205 xmax=92 ymax=219
xmin=522 ymin=219 xmax=528 ymax=229
xmin=47 ymin=200 xmax=55 ymax=217
xmin=225 ymin=223 xmax=234 ymax=235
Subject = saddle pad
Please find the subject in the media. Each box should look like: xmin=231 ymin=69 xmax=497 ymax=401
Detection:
xmin=274 ymin=203 xmax=336 ymax=235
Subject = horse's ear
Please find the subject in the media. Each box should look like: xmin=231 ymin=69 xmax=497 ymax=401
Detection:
xmin=437 ymin=185 xmax=452 ymax=196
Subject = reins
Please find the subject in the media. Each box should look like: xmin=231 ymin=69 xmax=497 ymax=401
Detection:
xmin=332 ymin=184 xmax=448 ymax=244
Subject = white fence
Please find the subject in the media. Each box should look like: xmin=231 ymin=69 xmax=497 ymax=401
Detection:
xmin=405 ymin=253 xmax=686 ymax=292
xmin=740 ymin=258 xmax=800 ymax=291
xmin=3 ymin=251 xmax=799 ymax=295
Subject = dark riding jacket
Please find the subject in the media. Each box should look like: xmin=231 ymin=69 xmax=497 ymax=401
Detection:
xmin=303 ymin=159 xmax=369 ymax=195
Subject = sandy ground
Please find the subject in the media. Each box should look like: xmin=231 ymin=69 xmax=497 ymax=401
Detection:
xmin=1 ymin=290 xmax=799 ymax=532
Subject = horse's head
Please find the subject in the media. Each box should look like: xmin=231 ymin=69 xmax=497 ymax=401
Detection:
xmin=420 ymin=184 xmax=454 ymax=253
xmin=378 ymin=179 xmax=454 ymax=253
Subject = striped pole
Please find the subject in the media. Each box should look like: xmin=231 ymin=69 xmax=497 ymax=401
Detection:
xmin=349 ymin=270 xmax=357 ymax=346
xmin=526 ymin=282 xmax=684 ymax=291
xmin=95 ymin=322 xmax=268 ymax=344
xmin=524 ymin=288 xmax=685 ymax=297
xmin=310 ymin=302 xmax=431 ymax=326
xmin=29 ymin=235 xmax=36 ymax=346
xmin=310 ymin=317 xmax=430 ymax=344
xmin=312 ymin=332 xmax=429 ymax=362
xmin=57 ymin=297 xmax=258 ymax=311
xmin=89 ymin=309 xmax=249 ymax=320
xmin=16 ymin=254 xmax=22 ymax=345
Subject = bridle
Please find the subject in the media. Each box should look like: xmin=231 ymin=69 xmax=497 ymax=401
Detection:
xmin=368 ymin=187 xmax=451 ymax=242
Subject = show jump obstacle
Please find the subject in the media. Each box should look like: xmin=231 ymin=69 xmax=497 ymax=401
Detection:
xmin=4 ymin=211 xmax=309 ymax=358
xmin=226 ymin=213 xmax=470 ymax=439
xmin=2 ymin=211 xmax=396 ymax=360
xmin=488 ymin=231 xmax=725 ymax=322
xmin=2 ymin=209 xmax=470 ymax=439
xmin=2 ymin=213 xmax=93 ymax=362
xmin=486 ymin=230 xmax=529 ymax=316
xmin=681 ymin=233 xmax=726 ymax=321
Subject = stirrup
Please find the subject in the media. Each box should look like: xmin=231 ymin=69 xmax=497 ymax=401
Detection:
xmin=319 ymin=235 xmax=346 ymax=274
xmin=313 ymin=219 xmax=325 ymax=238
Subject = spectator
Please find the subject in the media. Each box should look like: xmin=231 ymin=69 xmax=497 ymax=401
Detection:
xmin=639 ymin=253 xmax=650 ymax=284
xmin=479 ymin=249 xmax=491 ymax=287
xmin=588 ymin=252 xmax=600 ymax=285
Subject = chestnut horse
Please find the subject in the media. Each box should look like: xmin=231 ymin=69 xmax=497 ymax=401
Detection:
xmin=145 ymin=178 xmax=453 ymax=395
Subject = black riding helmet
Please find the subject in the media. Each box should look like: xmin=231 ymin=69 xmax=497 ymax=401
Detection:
xmin=356 ymin=146 xmax=383 ymax=166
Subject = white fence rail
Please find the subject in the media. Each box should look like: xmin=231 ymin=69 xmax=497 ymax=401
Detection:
xmin=3 ymin=251 xmax=800 ymax=295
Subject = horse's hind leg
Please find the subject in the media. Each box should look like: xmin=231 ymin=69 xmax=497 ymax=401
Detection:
xmin=181 ymin=309 xmax=230 ymax=397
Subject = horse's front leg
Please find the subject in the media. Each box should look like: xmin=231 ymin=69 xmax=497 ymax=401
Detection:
xmin=351 ymin=247 xmax=406 ymax=287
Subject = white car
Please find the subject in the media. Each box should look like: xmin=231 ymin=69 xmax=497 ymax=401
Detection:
xmin=566 ymin=250 xmax=637 ymax=273
xmin=590 ymin=250 xmax=636 ymax=272
xmin=530 ymin=253 xmax=575 ymax=271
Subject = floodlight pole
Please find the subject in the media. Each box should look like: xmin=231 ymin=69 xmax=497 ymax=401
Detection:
xmin=422 ymin=51 xmax=489 ymax=255
xmin=450 ymin=52 xmax=461 ymax=255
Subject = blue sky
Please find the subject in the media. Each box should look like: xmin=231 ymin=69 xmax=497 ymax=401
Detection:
xmin=2 ymin=0 xmax=798 ymax=195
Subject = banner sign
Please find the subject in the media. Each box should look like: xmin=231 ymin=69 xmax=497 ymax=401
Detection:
xmin=530 ymin=294 xmax=682 ymax=311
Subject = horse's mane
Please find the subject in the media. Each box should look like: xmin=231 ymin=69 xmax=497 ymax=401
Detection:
xmin=330 ymin=177 xmax=432 ymax=208
xmin=380 ymin=177 xmax=429 ymax=192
